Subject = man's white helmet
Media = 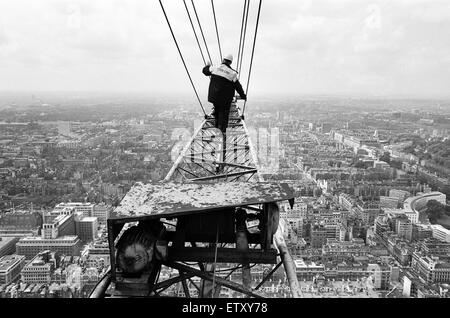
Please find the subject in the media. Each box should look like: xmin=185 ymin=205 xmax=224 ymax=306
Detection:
xmin=224 ymin=54 xmax=233 ymax=63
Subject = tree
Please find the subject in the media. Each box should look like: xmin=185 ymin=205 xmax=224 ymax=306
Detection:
xmin=354 ymin=160 xmax=366 ymax=169
xmin=379 ymin=152 xmax=391 ymax=164
xmin=425 ymin=200 xmax=446 ymax=223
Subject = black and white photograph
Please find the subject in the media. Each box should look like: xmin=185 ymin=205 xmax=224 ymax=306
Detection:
xmin=0 ymin=0 xmax=450 ymax=307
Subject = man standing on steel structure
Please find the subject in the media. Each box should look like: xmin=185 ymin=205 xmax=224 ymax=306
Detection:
xmin=202 ymin=54 xmax=247 ymax=135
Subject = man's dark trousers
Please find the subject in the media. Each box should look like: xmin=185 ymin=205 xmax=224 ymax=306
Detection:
xmin=213 ymin=103 xmax=231 ymax=135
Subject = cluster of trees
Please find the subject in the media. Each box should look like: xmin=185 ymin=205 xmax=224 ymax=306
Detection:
xmin=352 ymin=160 xmax=372 ymax=169
xmin=425 ymin=200 xmax=450 ymax=223
xmin=379 ymin=152 xmax=391 ymax=164
xmin=426 ymin=139 xmax=450 ymax=169
xmin=402 ymin=138 xmax=426 ymax=156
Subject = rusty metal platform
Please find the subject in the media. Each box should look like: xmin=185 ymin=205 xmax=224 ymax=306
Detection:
xmin=111 ymin=181 xmax=294 ymax=221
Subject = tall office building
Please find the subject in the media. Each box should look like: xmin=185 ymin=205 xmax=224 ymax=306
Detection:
xmin=0 ymin=254 xmax=25 ymax=285
xmin=41 ymin=213 xmax=75 ymax=239
xmin=54 ymin=202 xmax=95 ymax=218
xmin=396 ymin=217 xmax=413 ymax=241
xmin=76 ymin=217 xmax=98 ymax=242
xmin=93 ymin=204 xmax=111 ymax=225
xmin=0 ymin=237 xmax=20 ymax=258
xmin=16 ymin=236 xmax=82 ymax=259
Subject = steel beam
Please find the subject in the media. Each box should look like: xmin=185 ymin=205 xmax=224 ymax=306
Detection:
xmin=166 ymin=261 xmax=264 ymax=298
xmin=273 ymin=227 xmax=302 ymax=298
xmin=189 ymin=169 xmax=257 ymax=181
xmin=164 ymin=118 xmax=207 ymax=181
xmin=89 ymin=272 xmax=112 ymax=298
xmin=253 ymin=262 xmax=283 ymax=291
xmin=154 ymin=273 xmax=196 ymax=292
xmin=236 ymin=209 xmax=251 ymax=290
xmin=180 ymin=271 xmax=191 ymax=298
xmin=168 ymin=247 xmax=277 ymax=264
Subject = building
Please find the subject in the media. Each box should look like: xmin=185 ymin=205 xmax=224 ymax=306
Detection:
xmin=338 ymin=224 xmax=347 ymax=241
xmin=356 ymin=204 xmax=380 ymax=226
xmin=21 ymin=251 xmax=55 ymax=284
xmin=294 ymin=259 xmax=325 ymax=281
xmin=324 ymin=224 xmax=339 ymax=240
xmin=389 ymin=189 xmax=410 ymax=202
xmin=0 ymin=211 xmax=43 ymax=231
xmin=411 ymin=252 xmax=450 ymax=284
xmin=338 ymin=193 xmax=356 ymax=211
xmin=430 ymin=225 xmax=450 ymax=243
xmin=0 ymin=254 xmax=25 ymax=285
xmin=54 ymin=202 xmax=95 ymax=218
xmin=420 ymin=238 xmax=450 ymax=256
xmin=92 ymin=204 xmax=110 ymax=224
xmin=367 ymin=263 xmax=391 ymax=290
xmin=374 ymin=216 xmax=390 ymax=238
xmin=0 ymin=236 xmax=20 ymax=258
xmin=42 ymin=213 xmax=75 ymax=239
xmin=16 ymin=236 xmax=82 ymax=259
xmin=76 ymin=217 xmax=98 ymax=242
xmin=373 ymin=161 xmax=390 ymax=170
xmin=386 ymin=236 xmax=412 ymax=266
xmin=380 ymin=196 xmax=400 ymax=209
xmin=310 ymin=224 xmax=327 ymax=248
xmin=412 ymin=224 xmax=433 ymax=242
xmin=402 ymin=272 xmax=421 ymax=298
xmin=322 ymin=240 xmax=368 ymax=261
xmin=83 ymin=244 xmax=110 ymax=268
xmin=288 ymin=200 xmax=308 ymax=219
xmin=57 ymin=140 xmax=80 ymax=149
xmin=285 ymin=218 xmax=303 ymax=239
xmin=403 ymin=191 xmax=447 ymax=224
xmin=396 ymin=217 xmax=413 ymax=241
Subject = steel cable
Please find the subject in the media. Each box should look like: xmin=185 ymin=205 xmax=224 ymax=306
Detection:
xmin=242 ymin=0 xmax=263 ymax=116
xmin=191 ymin=0 xmax=213 ymax=64
xmin=183 ymin=0 xmax=207 ymax=66
xmin=211 ymin=0 xmax=222 ymax=61
xmin=159 ymin=0 xmax=206 ymax=116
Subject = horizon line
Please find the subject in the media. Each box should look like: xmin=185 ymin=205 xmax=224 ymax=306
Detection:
xmin=1 ymin=90 xmax=450 ymax=100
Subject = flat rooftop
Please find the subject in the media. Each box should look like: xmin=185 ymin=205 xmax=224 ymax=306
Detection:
xmin=79 ymin=217 xmax=98 ymax=222
xmin=18 ymin=235 xmax=79 ymax=242
xmin=0 ymin=254 xmax=24 ymax=271
xmin=0 ymin=236 xmax=18 ymax=250
xmin=55 ymin=202 xmax=94 ymax=208
xmin=112 ymin=181 xmax=294 ymax=220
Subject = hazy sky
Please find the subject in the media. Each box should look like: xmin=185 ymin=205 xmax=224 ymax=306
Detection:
xmin=0 ymin=0 xmax=450 ymax=98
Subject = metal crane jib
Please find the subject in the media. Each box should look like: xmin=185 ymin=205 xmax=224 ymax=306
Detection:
xmin=92 ymin=181 xmax=294 ymax=298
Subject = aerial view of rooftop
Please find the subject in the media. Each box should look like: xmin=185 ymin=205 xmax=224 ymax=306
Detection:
xmin=0 ymin=0 xmax=449 ymax=307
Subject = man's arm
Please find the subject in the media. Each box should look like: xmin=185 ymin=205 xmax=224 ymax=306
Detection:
xmin=202 ymin=63 xmax=212 ymax=76
xmin=234 ymin=80 xmax=247 ymax=100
